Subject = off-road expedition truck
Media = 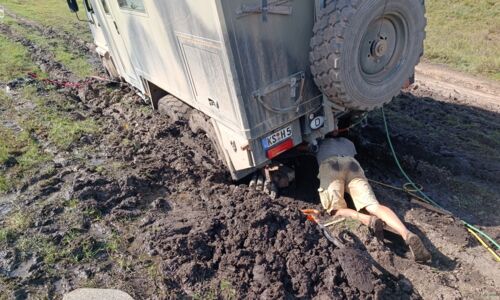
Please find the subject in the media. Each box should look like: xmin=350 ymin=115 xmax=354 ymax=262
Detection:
xmin=67 ymin=0 xmax=426 ymax=185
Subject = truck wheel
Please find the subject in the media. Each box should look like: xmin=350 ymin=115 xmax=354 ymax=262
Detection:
xmin=189 ymin=111 xmax=227 ymax=165
xmin=310 ymin=0 xmax=426 ymax=111
xmin=157 ymin=95 xmax=191 ymax=122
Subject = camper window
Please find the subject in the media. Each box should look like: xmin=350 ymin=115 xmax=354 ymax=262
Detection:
xmin=117 ymin=0 xmax=145 ymax=13
xmin=101 ymin=0 xmax=109 ymax=15
xmin=101 ymin=0 xmax=110 ymax=14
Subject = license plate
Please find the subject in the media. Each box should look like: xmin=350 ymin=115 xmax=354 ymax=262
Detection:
xmin=262 ymin=126 xmax=292 ymax=150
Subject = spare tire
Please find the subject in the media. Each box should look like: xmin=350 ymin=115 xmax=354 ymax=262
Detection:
xmin=310 ymin=0 xmax=426 ymax=111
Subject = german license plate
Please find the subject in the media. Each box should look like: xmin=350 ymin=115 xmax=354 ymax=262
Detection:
xmin=262 ymin=126 xmax=292 ymax=150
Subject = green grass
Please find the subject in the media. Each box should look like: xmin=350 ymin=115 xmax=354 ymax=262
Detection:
xmin=21 ymin=87 xmax=99 ymax=149
xmin=425 ymin=0 xmax=500 ymax=80
xmin=0 ymin=210 xmax=33 ymax=247
xmin=0 ymin=228 xmax=16 ymax=245
xmin=0 ymin=175 xmax=9 ymax=192
xmin=0 ymin=125 xmax=51 ymax=168
xmin=54 ymin=47 xmax=95 ymax=78
xmin=48 ymin=117 xmax=98 ymax=149
xmin=0 ymin=87 xmax=99 ymax=192
xmin=0 ymin=34 xmax=41 ymax=81
xmin=219 ymin=280 xmax=237 ymax=300
xmin=64 ymin=198 xmax=79 ymax=209
xmin=15 ymin=234 xmax=63 ymax=263
xmin=0 ymin=123 xmax=52 ymax=193
xmin=1 ymin=0 xmax=92 ymax=42
xmin=10 ymin=228 xmax=110 ymax=265
xmin=2 ymin=15 xmax=94 ymax=78
xmin=6 ymin=211 xmax=33 ymax=231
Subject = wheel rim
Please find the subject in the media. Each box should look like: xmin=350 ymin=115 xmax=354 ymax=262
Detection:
xmin=359 ymin=12 xmax=409 ymax=84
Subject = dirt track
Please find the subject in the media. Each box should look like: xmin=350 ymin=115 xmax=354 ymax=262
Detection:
xmin=0 ymin=12 xmax=499 ymax=299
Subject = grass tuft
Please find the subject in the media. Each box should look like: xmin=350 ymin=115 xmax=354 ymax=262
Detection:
xmin=0 ymin=123 xmax=52 ymax=192
xmin=7 ymin=211 xmax=33 ymax=231
xmin=0 ymin=34 xmax=41 ymax=81
xmin=0 ymin=228 xmax=16 ymax=245
xmin=21 ymin=86 xmax=99 ymax=150
xmin=0 ymin=175 xmax=9 ymax=192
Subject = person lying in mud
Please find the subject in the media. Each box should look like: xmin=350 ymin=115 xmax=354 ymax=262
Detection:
xmin=316 ymin=136 xmax=431 ymax=263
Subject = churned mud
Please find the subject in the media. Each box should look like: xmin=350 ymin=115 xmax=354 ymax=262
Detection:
xmin=0 ymin=11 xmax=499 ymax=300
xmin=2 ymin=77 xmax=417 ymax=298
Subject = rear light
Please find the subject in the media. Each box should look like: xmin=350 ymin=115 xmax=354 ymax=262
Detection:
xmin=266 ymin=139 xmax=294 ymax=159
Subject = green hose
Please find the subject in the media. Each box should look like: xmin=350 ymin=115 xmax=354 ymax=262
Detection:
xmin=381 ymin=107 xmax=500 ymax=251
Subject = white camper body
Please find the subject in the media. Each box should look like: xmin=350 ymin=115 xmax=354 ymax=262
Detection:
xmin=82 ymin=0 xmax=425 ymax=180
xmin=85 ymin=0 xmax=336 ymax=179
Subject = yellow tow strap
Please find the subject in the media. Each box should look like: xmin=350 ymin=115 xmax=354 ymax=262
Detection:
xmin=467 ymin=228 xmax=500 ymax=262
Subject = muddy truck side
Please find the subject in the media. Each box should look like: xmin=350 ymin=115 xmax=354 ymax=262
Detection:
xmin=68 ymin=0 xmax=426 ymax=180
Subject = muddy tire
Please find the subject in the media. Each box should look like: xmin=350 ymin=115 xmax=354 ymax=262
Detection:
xmin=310 ymin=0 xmax=426 ymax=111
xmin=189 ymin=111 xmax=226 ymax=165
xmin=157 ymin=95 xmax=191 ymax=122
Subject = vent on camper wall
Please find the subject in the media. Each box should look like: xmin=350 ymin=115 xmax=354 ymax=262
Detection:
xmin=236 ymin=0 xmax=293 ymax=21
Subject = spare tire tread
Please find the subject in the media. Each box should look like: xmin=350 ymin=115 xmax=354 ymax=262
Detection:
xmin=310 ymin=0 xmax=426 ymax=111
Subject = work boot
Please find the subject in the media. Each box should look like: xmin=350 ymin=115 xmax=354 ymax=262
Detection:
xmin=369 ymin=216 xmax=385 ymax=241
xmin=405 ymin=232 xmax=431 ymax=263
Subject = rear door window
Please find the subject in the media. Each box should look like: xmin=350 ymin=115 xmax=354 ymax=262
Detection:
xmin=101 ymin=0 xmax=111 ymax=14
xmin=117 ymin=0 xmax=146 ymax=13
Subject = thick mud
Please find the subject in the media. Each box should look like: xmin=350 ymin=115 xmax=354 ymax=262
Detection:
xmin=1 ymin=10 xmax=499 ymax=300
xmin=2 ymin=79 xmax=417 ymax=299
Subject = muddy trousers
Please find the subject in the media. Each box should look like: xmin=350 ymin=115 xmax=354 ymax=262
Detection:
xmin=317 ymin=156 xmax=379 ymax=214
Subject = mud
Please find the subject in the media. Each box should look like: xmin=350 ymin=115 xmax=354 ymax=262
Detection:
xmin=0 ymin=78 xmax=420 ymax=299
xmin=1 ymin=11 xmax=499 ymax=300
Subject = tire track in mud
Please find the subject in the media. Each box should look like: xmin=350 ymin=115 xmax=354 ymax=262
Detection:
xmin=0 ymin=22 xmax=77 ymax=82
xmin=0 ymin=11 xmax=104 ymax=82
xmin=2 ymin=77 xmax=415 ymax=298
xmin=74 ymin=81 xmax=418 ymax=298
xmin=3 ymin=9 xmax=93 ymax=56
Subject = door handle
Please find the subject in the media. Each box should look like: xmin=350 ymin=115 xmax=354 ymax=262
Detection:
xmin=113 ymin=21 xmax=120 ymax=34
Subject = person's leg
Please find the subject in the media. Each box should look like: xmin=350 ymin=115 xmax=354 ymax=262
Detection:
xmin=344 ymin=161 xmax=431 ymax=262
xmin=363 ymin=205 xmax=430 ymax=262
xmin=347 ymin=176 xmax=410 ymax=239
xmin=333 ymin=208 xmax=372 ymax=226
xmin=346 ymin=176 xmax=386 ymax=235
xmin=365 ymin=204 xmax=410 ymax=239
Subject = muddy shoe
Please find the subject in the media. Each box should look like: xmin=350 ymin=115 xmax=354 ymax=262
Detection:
xmin=405 ymin=232 xmax=431 ymax=263
xmin=369 ymin=216 xmax=385 ymax=241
